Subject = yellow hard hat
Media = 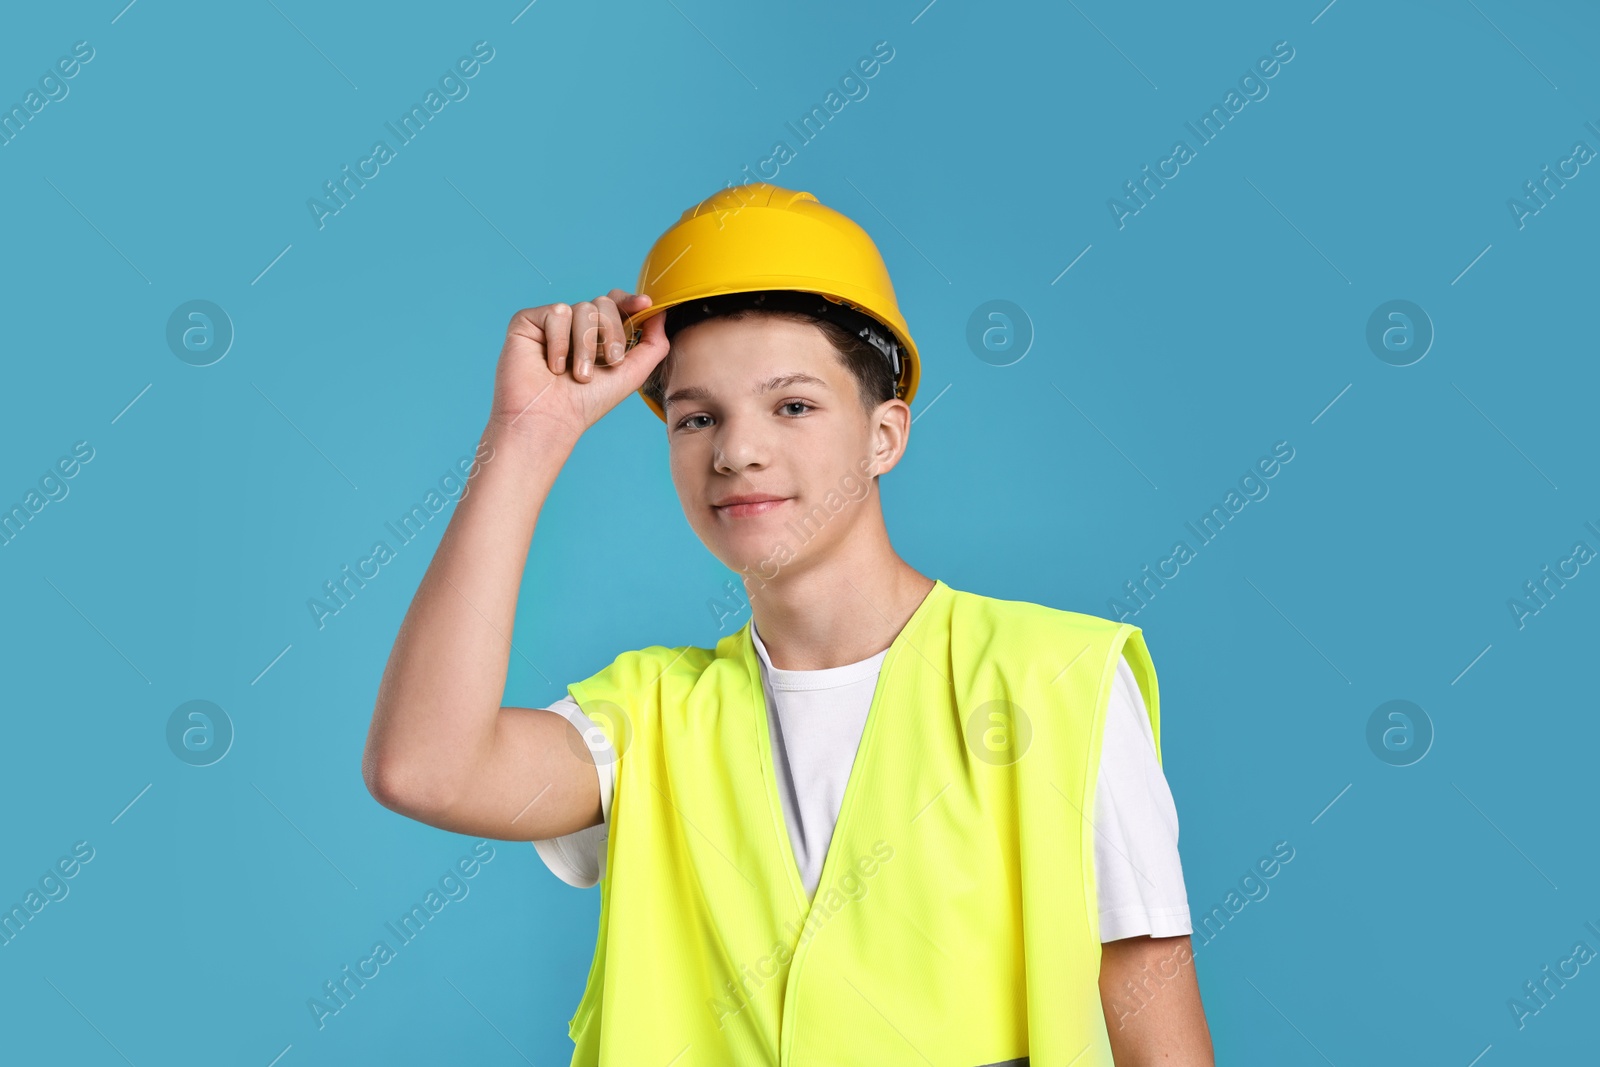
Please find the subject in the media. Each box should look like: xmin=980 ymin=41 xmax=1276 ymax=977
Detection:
xmin=625 ymin=182 xmax=921 ymax=422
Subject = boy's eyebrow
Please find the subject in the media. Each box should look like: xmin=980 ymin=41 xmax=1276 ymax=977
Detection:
xmin=664 ymin=372 xmax=831 ymax=411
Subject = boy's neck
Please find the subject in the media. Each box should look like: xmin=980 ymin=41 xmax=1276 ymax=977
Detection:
xmin=746 ymin=560 xmax=935 ymax=672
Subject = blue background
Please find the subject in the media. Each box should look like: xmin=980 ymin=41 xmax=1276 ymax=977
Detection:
xmin=2 ymin=0 xmax=1597 ymax=1063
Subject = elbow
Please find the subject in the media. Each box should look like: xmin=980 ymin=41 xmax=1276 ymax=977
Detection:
xmin=363 ymin=748 xmax=455 ymax=819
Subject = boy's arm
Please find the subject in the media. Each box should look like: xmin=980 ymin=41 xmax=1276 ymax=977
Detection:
xmin=1100 ymin=933 xmax=1215 ymax=1065
xmin=361 ymin=292 xmax=669 ymax=841
xmin=363 ymin=429 xmax=600 ymax=842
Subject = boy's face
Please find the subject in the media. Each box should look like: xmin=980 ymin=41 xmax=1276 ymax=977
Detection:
xmin=662 ymin=313 xmax=903 ymax=581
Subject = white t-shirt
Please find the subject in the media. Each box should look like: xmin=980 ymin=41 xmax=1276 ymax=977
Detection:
xmin=533 ymin=623 xmax=1192 ymax=942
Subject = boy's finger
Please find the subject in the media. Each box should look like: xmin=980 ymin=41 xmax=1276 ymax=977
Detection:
xmin=544 ymin=303 xmax=572 ymax=374
xmin=594 ymin=295 xmax=627 ymax=366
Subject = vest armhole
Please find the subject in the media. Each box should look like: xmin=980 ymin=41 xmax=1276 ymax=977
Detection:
xmin=562 ymin=674 xmax=628 ymax=1050
xmin=565 ymin=798 xmax=615 ymax=1046
xmin=1080 ymin=620 xmax=1160 ymax=948
xmin=1111 ymin=624 xmax=1161 ymax=769
xmin=562 ymin=644 xmax=697 ymax=1049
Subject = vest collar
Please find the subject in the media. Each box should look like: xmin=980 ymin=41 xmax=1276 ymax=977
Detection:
xmin=734 ymin=577 xmax=953 ymax=915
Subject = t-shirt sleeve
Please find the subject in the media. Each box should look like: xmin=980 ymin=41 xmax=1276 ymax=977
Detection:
xmin=529 ymin=694 xmax=617 ymax=889
xmin=1093 ymin=652 xmax=1193 ymax=941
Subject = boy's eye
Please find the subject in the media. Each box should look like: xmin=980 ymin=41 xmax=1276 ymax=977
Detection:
xmin=676 ymin=403 xmax=810 ymax=430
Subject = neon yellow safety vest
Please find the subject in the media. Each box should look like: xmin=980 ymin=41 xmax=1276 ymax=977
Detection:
xmin=561 ymin=578 xmax=1161 ymax=1066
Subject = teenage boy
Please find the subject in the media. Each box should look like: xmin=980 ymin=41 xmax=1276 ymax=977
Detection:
xmin=363 ymin=183 xmax=1214 ymax=1065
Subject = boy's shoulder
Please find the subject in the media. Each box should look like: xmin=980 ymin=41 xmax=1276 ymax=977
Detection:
xmin=574 ymin=641 xmax=721 ymax=690
xmin=945 ymin=582 xmax=1134 ymax=637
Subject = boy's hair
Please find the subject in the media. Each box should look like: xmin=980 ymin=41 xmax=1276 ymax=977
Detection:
xmin=640 ymin=292 xmax=898 ymax=421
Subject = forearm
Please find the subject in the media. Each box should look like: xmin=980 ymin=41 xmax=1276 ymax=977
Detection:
xmin=1101 ymin=935 xmax=1215 ymax=1065
xmin=362 ymin=421 xmax=575 ymax=806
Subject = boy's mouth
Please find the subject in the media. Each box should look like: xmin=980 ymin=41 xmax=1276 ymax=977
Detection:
xmin=712 ymin=495 xmax=791 ymax=519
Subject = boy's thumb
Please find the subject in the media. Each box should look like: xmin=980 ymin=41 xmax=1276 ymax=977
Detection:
xmin=614 ymin=312 xmax=670 ymax=390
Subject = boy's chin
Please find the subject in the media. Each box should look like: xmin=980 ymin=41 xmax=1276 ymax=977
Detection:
xmin=715 ymin=543 xmax=804 ymax=582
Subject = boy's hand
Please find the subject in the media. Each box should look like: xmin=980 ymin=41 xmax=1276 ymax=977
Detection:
xmin=487 ymin=289 xmax=669 ymax=444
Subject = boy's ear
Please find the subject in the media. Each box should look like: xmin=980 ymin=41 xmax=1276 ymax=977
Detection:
xmin=869 ymin=399 xmax=912 ymax=478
